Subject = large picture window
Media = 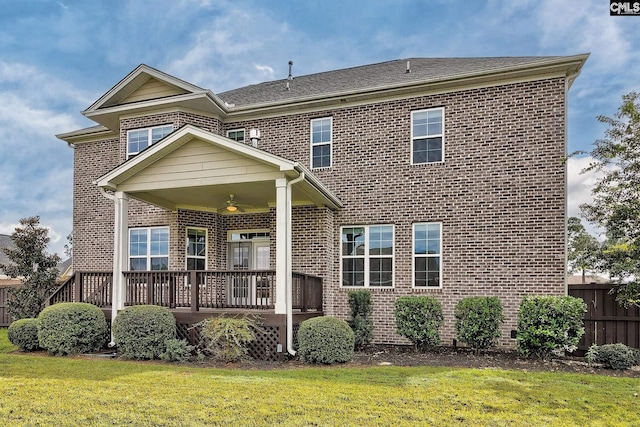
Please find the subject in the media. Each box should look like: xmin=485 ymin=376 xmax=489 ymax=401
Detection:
xmin=413 ymin=223 xmax=442 ymax=288
xmin=127 ymin=124 xmax=173 ymax=156
xmin=411 ymin=108 xmax=444 ymax=164
xmin=341 ymin=225 xmax=393 ymax=287
xmin=311 ymin=117 xmax=332 ymax=169
xmin=129 ymin=227 xmax=169 ymax=271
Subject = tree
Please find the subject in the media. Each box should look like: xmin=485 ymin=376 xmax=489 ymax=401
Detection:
xmin=580 ymin=91 xmax=640 ymax=308
xmin=567 ymin=216 xmax=600 ymax=284
xmin=0 ymin=216 xmax=60 ymax=319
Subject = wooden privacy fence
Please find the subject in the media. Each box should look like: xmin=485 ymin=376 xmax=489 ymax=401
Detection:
xmin=569 ymin=284 xmax=640 ymax=352
xmin=0 ymin=285 xmax=14 ymax=326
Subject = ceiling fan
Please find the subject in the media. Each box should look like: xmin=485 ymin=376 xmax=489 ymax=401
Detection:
xmin=218 ymin=194 xmax=246 ymax=213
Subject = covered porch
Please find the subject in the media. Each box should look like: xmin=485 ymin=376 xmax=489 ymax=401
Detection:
xmin=85 ymin=125 xmax=341 ymax=355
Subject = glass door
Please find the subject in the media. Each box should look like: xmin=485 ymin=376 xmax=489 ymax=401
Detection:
xmin=228 ymin=242 xmax=251 ymax=305
xmin=253 ymin=241 xmax=271 ymax=306
xmin=227 ymin=234 xmax=270 ymax=306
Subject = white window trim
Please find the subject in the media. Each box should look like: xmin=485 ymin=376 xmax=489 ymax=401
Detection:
xmin=227 ymin=229 xmax=270 ymax=242
xmin=310 ymin=117 xmax=333 ymax=169
xmin=126 ymin=124 xmax=174 ymax=157
xmin=410 ymin=107 xmax=445 ymax=165
xmin=412 ymin=222 xmax=443 ymax=289
xmin=185 ymin=227 xmax=208 ymax=270
xmin=128 ymin=226 xmax=170 ymax=271
xmin=340 ymin=224 xmax=395 ymax=288
xmin=226 ymin=128 xmax=246 ymax=143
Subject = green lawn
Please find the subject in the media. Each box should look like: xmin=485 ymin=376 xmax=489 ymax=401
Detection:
xmin=0 ymin=329 xmax=638 ymax=426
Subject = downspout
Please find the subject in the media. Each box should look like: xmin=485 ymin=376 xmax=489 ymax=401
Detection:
xmin=99 ymin=187 xmax=119 ymax=347
xmin=286 ymin=172 xmax=305 ymax=356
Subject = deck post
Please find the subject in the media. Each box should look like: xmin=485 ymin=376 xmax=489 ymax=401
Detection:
xmin=111 ymin=191 xmax=129 ymax=331
xmin=74 ymin=272 xmax=82 ymax=303
xmin=190 ymin=270 xmax=198 ymax=312
xmin=274 ymin=178 xmax=288 ymax=315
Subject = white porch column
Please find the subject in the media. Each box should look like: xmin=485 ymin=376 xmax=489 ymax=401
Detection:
xmin=274 ymin=178 xmax=288 ymax=314
xmin=111 ymin=191 xmax=129 ymax=327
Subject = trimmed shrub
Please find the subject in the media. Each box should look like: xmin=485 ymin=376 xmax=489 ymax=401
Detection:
xmin=298 ymin=316 xmax=355 ymax=364
xmin=454 ymin=296 xmax=504 ymax=354
xmin=516 ymin=295 xmax=587 ymax=359
xmin=198 ymin=315 xmax=260 ymax=363
xmin=347 ymin=290 xmax=374 ymax=350
xmin=160 ymin=338 xmax=194 ymax=363
xmin=112 ymin=305 xmax=176 ymax=360
xmin=394 ymin=296 xmax=443 ymax=350
xmin=586 ymin=343 xmax=640 ymax=370
xmin=37 ymin=302 xmax=108 ymax=356
xmin=7 ymin=318 xmax=40 ymax=351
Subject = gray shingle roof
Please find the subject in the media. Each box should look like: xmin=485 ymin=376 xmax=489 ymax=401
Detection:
xmin=218 ymin=56 xmax=568 ymax=107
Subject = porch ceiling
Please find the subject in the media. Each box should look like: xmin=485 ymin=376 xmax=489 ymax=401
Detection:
xmin=95 ymin=125 xmax=342 ymax=212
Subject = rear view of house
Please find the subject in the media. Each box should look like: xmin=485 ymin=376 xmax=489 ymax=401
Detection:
xmin=56 ymin=54 xmax=588 ymax=356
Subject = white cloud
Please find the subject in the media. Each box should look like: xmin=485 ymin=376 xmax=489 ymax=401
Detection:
xmin=567 ymin=155 xmax=612 ymax=238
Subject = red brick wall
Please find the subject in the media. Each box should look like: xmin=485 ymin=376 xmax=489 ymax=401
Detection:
xmin=73 ymin=77 xmax=567 ymax=347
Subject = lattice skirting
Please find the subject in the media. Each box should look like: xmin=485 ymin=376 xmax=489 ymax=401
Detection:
xmin=176 ymin=322 xmax=282 ymax=361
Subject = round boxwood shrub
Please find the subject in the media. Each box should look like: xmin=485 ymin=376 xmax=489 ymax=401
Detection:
xmin=516 ymin=295 xmax=587 ymax=359
xmin=8 ymin=318 xmax=41 ymax=351
xmin=112 ymin=305 xmax=176 ymax=360
xmin=394 ymin=296 xmax=444 ymax=350
xmin=586 ymin=343 xmax=640 ymax=370
xmin=37 ymin=302 xmax=108 ymax=356
xmin=298 ymin=316 xmax=355 ymax=364
xmin=455 ymin=296 xmax=504 ymax=354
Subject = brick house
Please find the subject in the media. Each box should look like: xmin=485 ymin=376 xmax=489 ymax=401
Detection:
xmin=56 ymin=54 xmax=588 ymax=355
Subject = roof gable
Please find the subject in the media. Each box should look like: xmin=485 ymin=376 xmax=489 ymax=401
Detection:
xmin=85 ymin=64 xmax=205 ymax=112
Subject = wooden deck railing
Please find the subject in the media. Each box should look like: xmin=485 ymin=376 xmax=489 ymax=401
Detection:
xmin=48 ymin=270 xmax=323 ymax=312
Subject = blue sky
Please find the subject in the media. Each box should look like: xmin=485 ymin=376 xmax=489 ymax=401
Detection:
xmin=0 ymin=0 xmax=637 ymax=256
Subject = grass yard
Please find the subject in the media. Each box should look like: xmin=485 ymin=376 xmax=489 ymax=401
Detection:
xmin=0 ymin=329 xmax=638 ymax=426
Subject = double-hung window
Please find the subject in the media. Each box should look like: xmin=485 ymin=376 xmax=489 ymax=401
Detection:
xmin=411 ymin=108 xmax=444 ymax=164
xmin=341 ymin=225 xmax=394 ymax=287
xmin=311 ymin=117 xmax=332 ymax=168
xmin=127 ymin=124 xmax=173 ymax=157
xmin=413 ymin=223 xmax=442 ymax=288
xmin=227 ymin=129 xmax=245 ymax=143
xmin=129 ymin=227 xmax=169 ymax=270
xmin=186 ymin=227 xmax=207 ymax=270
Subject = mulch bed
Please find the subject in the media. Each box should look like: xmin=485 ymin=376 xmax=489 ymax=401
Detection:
xmin=185 ymin=345 xmax=640 ymax=378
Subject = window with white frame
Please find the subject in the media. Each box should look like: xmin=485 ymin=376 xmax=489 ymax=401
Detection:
xmin=186 ymin=228 xmax=207 ymax=270
xmin=127 ymin=124 xmax=173 ymax=156
xmin=341 ymin=225 xmax=393 ymax=287
xmin=413 ymin=223 xmax=442 ymax=287
xmin=226 ymin=129 xmax=245 ymax=143
xmin=411 ymin=108 xmax=444 ymax=164
xmin=129 ymin=227 xmax=169 ymax=271
xmin=311 ymin=117 xmax=332 ymax=168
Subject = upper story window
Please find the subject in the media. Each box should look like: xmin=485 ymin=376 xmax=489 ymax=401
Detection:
xmin=129 ymin=227 xmax=169 ymax=271
xmin=341 ymin=225 xmax=394 ymax=288
xmin=411 ymin=108 xmax=444 ymax=164
xmin=127 ymin=125 xmax=173 ymax=157
xmin=311 ymin=117 xmax=332 ymax=169
xmin=413 ymin=222 xmax=442 ymax=288
xmin=227 ymin=129 xmax=245 ymax=143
